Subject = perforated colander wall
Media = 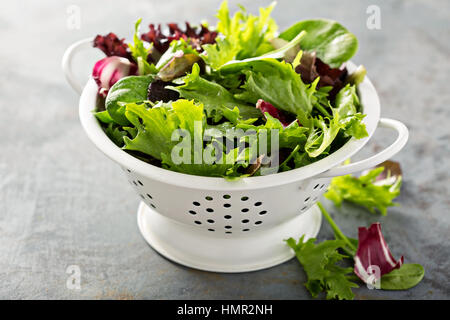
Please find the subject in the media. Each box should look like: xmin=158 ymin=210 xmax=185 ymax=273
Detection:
xmin=123 ymin=167 xmax=330 ymax=235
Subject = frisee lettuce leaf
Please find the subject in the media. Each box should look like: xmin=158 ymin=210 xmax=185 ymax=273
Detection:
xmin=128 ymin=19 xmax=157 ymax=75
xmin=202 ymin=1 xmax=277 ymax=69
xmin=324 ymin=164 xmax=402 ymax=215
xmin=305 ymin=84 xmax=367 ymax=157
xmin=122 ymin=99 xmax=256 ymax=177
xmin=286 ymin=236 xmax=358 ymax=300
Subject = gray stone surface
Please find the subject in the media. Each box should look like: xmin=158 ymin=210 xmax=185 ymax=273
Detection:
xmin=0 ymin=0 xmax=449 ymax=299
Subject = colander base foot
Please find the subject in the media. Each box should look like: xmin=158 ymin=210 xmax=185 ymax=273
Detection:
xmin=137 ymin=202 xmax=322 ymax=273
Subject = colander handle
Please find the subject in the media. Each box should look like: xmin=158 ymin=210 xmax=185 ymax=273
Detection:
xmin=62 ymin=38 xmax=93 ymax=95
xmin=316 ymin=118 xmax=409 ymax=178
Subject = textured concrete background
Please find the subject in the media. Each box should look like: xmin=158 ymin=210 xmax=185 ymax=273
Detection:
xmin=0 ymin=0 xmax=449 ymax=299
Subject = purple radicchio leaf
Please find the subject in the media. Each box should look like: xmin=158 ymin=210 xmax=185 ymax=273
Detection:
xmin=354 ymin=223 xmax=404 ymax=286
xmin=256 ymin=99 xmax=296 ymax=127
xmin=92 ymin=56 xmax=138 ymax=97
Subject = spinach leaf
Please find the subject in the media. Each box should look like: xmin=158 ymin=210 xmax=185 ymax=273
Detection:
xmin=105 ymin=75 xmax=155 ymax=126
xmin=279 ymin=19 xmax=358 ymax=68
xmin=380 ymin=264 xmax=425 ymax=290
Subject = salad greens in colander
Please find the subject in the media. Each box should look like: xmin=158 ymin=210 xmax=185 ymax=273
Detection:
xmin=92 ymin=1 xmax=368 ymax=178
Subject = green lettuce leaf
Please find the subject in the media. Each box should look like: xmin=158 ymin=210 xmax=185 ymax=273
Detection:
xmin=122 ymin=99 xmax=250 ymax=177
xmin=305 ymin=84 xmax=367 ymax=157
xmin=166 ymin=63 xmax=261 ymax=120
xmin=286 ymin=236 xmax=358 ymax=300
xmin=202 ymin=1 xmax=277 ymax=69
xmin=279 ymin=19 xmax=358 ymax=68
xmin=128 ymin=19 xmax=157 ymax=75
xmin=324 ymin=165 xmax=402 ymax=215
xmin=219 ymin=58 xmax=316 ymax=125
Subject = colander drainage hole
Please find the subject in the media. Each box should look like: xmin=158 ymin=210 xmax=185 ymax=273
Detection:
xmin=243 ymin=229 xmax=250 ymax=232
xmin=188 ymin=210 xmax=197 ymax=215
xmin=193 ymin=201 xmax=201 ymax=206
xmin=150 ymin=204 xmax=156 ymax=209
xmin=254 ymin=221 xmax=262 ymax=225
xmin=207 ymin=219 xmax=215 ymax=224
xmin=313 ymin=184 xmax=320 ymax=189
xmin=223 ymin=203 xmax=231 ymax=208
xmin=225 ymin=225 xmax=232 ymax=229
xmin=241 ymin=219 xmax=249 ymax=223
xmin=194 ymin=221 xmax=202 ymax=225
xmin=225 ymin=231 xmax=232 ymax=234
xmin=241 ymin=196 xmax=249 ymax=201
xmin=205 ymin=196 xmax=213 ymax=201
xmin=147 ymin=194 xmax=153 ymax=199
xmin=241 ymin=208 xmax=249 ymax=213
xmin=223 ymin=194 xmax=231 ymax=199
xmin=304 ymin=197 xmax=310 ymax=203
xmin=140 ymin=194 xmax=145 ymax=200
xmin=206 ymin=208 xmax=214 ymax=213
xmin=224 ymin=215 xmax=232 ymax=219
xmin=320 ymin=184 xmax=326 ymax=189
xmin=137 ymin=180 xmax=144 ymax=186
xmin=208 ymin=229 xmax=215 ymax=232
xmin=301 ymin=206 xmax=307 ymax=211
xmin=259 ymin=210 xmax=267 ymax=215
xmin=133 ymin=181 xmax=138 ymax=186
xmin=254 ymin=202 xmax=262 ymax=206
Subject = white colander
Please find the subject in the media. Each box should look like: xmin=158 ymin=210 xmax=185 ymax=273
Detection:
xmin=63 ymin=39 xmax=409 ymax=272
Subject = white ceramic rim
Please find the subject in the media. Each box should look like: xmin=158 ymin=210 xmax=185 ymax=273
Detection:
xmin=78 ymin=61 xmax=381 ymax=190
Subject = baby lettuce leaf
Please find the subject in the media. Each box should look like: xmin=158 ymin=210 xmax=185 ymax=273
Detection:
xmin=219 ymin=58 xmax=316 ymax=125
xmin=305 ymin=84 xmax=367 ymax=157
xmin=128 ymin=19 xmax=157 ymax=75
xmin=380 ymin=264 xmax=425 ymax=290
xmin=123 ymin=100 xmax=204 ymax=161
xmin=166 ymin=63 xmax=261 ymax=120
xmin=122 ymin=99 xmax=245 ymax=177
xmin=105 ymin=75 xmax=155 ymax=126
xmin=324 ymin=163 xmax=402 ymax=215
xmin=279 ymin=19 xmax=358 ymax=68
xmin=286 ymin=236 xmax=358 ymax=300
xmin=202 ymin=1 xmax=277 ymax=69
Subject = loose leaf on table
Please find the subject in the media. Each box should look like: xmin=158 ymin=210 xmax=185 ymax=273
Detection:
xmin=354 ymin=223 xmax=404 ymax=286
xmin=105 ymin=74 xmax=155 ymax=126
xmin=324 ymin=160 xmax=402 ymax=215
xmin=286 ymin=236 xmax=358 ymax=300
xmin=380 ymin=264 xmax=425 ymax=290
xmin=279 ymin=19 xmax=358 ymax=68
